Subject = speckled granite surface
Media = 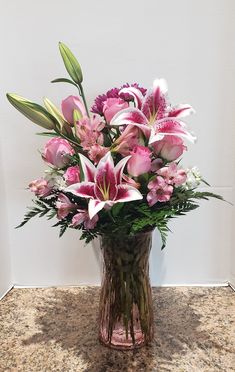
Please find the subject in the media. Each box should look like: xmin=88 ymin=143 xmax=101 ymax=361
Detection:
xmin=0 ymin=287 xmax=234 ymax=372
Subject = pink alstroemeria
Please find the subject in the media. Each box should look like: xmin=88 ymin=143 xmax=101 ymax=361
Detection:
xmin=157 ymin=162 xmax=187 ymax=186
xmin=65 ymin=152 xmax=143 ymax=219
xmin=72 ymin=210 xmax=98 ymax=229
xmin=110 ymin=79 xmax=196 ymax=145
xmin=61 ymin=95 xmax=87 ymax=124
xmin=76 ymin=114 xmax=105 ymax=150
xmin=147 ymin=176 xmax=173 ymax=206
xmin=28 ymin=178 xmax=52 ymax=197
xmin=56 ymin=193 xmax=76 ymax=219
xmin=88 ymin=144 xmax=109 ymax=164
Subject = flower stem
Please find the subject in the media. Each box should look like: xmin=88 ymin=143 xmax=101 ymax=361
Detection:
xmin=78 ymin=83 xmax=90 ymax=118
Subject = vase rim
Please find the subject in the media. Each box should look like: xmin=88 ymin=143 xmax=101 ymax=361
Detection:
xmin=100 ymin=228 xmax=154 ymax=238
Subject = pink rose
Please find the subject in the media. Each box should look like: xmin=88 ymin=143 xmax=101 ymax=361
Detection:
xmin=72 ymin=210 xmax=98 ymax=229
xmin=103 ymin=98 xmax=128 ymax=122
xmin=56 ymin=193 xmax=76 ymax=220
xmin=152 ymin=136 xmax=186 ymax=161
xmin=151 ymin=158 xmax=164 ymax=172
xmin=61 ymin=95 xmax=87 ymax=124
xmin=147 ymin=176 xmax=173 ymax=206
xmin=157 ymin=162 xmax=187 ymax=186
xmin=43 ymin=137 xmax=75 ymax=169
xmin=64 ymin=166 xmax=80 ymax=186
xmin=127 ymin=145 xmax=152 ymax=177
xmin=28 ymin=178 xmax=52 ymax=197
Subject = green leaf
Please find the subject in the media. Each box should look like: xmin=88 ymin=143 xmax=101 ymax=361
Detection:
xmin=58 ymin=42 xmax=83 ymax=84
xmin=6 ymin=93 xmax=57 ymax=130
xmin=51 ymin=78 xmax=78 ymax=88
xmin=36 ymin=132 xmax=59 ymax=137
xmin=111 ymin=202 xmax=124 ymax=217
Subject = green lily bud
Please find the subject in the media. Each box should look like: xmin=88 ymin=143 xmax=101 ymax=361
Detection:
xmin=6 ymin=93 xmax=56 ymax=130
xmin=43 ymin=97 xmax=67 ymax=129
xmin=73 ymin=109 xmax=83 ymax=123
xmin=59 ymin=42 xmax=83 ymax=84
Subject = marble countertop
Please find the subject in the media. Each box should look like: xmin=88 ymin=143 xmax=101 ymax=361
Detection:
xmin=0 ymin=286 xmax=234 ymax=371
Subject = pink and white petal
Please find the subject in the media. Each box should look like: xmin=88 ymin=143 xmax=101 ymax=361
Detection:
xmin=79 ymin=153 xmax=96 ymax=182
xmin=149 ymin=119 xmax=197 ymax=144
xmin=142 ymin=79 xmax=168 ymax=120
xmin=116 ymin=184 xmax=143 ymax=203
xmin=114 ymin=155 xmax=132 ymax=184
xmin=65 ymin=182 xmax=95 ymax=198
xmin=95 ymin=152 xmax=117 ymax=200
xmin=119 ymin=87 xmax=144 ymax=109
xmin=110 ymin=107 xmax=148 ymax=126
xmin=168 ymin=104 xmax=195 ymax=118
xmin=88 ymin=199 xmax=106 ymax=219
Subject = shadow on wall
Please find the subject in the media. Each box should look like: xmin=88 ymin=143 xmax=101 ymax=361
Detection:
xmin=22 ymin=287 xmax=213 ymax=370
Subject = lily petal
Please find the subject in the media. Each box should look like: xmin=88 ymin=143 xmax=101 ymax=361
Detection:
xmin=142 ymin=78 xmax=168 ymax=120
xmin=111 ymin=107 xmax=148 ymax=126
xmin=119 ymin=87 xmax=143 ymax=109
xmin=149 ymin=119 xmax=196 ymax=144
xmin=114 ymin=155 xmax=131 ymax=184
xmin=88 ymin=199 xmax=106 ymax=219
xmin=94 ymin=152 xmax=117 ymax=201
xmin=79 ymin=153 xmax=96 ymax=182
xmin=65 ymin=181 xmax=95 ymax=198
xmin=116 ymin=184 xmax=143 ymax=203
xmin=168 ymin=104 xmax=195 ymax=118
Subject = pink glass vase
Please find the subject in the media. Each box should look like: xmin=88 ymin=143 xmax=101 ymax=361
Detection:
xmin=98 ymin=231 xmax=154 ymax=350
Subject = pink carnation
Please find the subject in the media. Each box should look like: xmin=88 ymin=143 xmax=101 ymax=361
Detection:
xmin=91 ymin=83 xmax=147 ymax=116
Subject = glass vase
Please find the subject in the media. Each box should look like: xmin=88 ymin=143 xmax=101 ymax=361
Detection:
xmin=98 ymin=231 xmax=154 ymax=350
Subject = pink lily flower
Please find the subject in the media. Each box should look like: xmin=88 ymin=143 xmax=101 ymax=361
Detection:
xmin=65 ymin=152 xmax=143 ymax=219
xmin=110 ymin=79 xmax=196 ymax=144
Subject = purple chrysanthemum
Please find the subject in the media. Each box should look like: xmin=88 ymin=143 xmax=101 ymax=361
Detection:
xmin=91 ymin=83 xmax=147 ymax=116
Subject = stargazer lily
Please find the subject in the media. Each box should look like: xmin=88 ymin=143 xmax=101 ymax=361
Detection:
xmin=110 ymin=79 xmax=196 ymax=144
xmin=65 ymin=152 xmax=143 ymax=219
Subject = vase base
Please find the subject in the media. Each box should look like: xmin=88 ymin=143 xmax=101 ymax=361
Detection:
xmin=99 ymin=329 xmax=150 ymax=350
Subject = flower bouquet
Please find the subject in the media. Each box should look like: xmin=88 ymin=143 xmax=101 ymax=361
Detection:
xmin=7 ymin=42 xmax=223 ymax=350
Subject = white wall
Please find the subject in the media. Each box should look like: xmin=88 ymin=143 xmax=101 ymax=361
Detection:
xmin=0 ymin=145 xmax=12 ymax=298
xmin=0 ymin=0 xmax=234 ymax=287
